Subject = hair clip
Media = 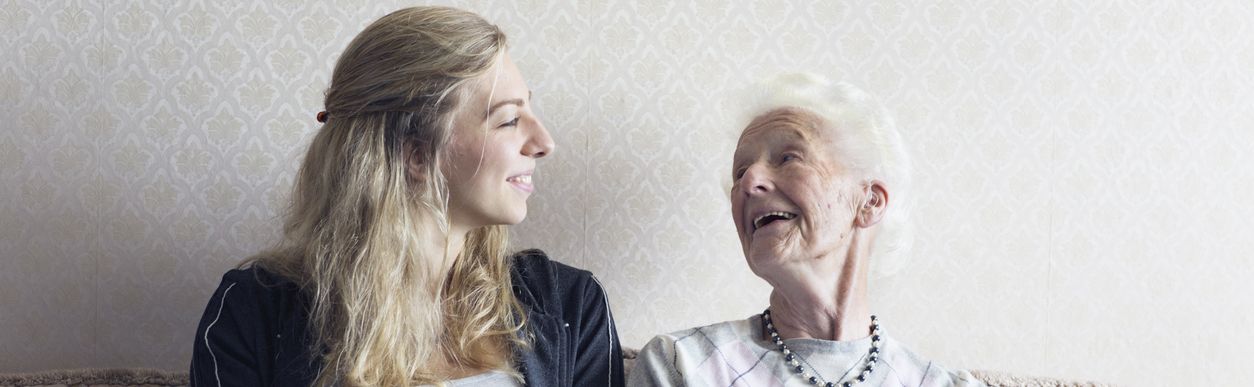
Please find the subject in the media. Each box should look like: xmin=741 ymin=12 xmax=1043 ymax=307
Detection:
xmin=316 ymin=111 xmax=328 ymax=123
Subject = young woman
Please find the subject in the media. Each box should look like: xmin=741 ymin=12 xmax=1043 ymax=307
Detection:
xmin=190 ymin=7 xmax=622 ymax=386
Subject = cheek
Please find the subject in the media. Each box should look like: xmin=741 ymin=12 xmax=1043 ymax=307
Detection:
xmin=813 ymin=192 xmax=858 ymax=236
xmin=482 ymin=140 xmax=512 ymax=169
xmin=801 ymin=183 xmax=848 ymax=228
xmin=444 ymin=135 xmax=483 ymax=175
xmin=730 ymin=195 xmax=747 ymax=229
xmin=476 ymin=134 xmax=520 ymax=170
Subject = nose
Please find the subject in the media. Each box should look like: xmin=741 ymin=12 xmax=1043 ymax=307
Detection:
xmin=523 ymin=118 xmax=555 ymax=158
xmin=737 ymin=163 xmax=772 ymax=195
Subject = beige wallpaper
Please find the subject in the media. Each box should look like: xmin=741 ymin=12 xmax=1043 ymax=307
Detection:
xmin=3 ymin=1 xmax=1252 ymax=385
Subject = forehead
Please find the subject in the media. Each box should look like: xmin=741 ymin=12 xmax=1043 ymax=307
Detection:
xmin=463 ymin=54 xmax=527 ymax=107
xmin=492 ymin=53 xmax=526 ymax=91
xmin=735 ymin=107 xmax=833 ymax=153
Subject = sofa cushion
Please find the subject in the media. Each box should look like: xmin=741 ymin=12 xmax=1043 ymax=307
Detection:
xmin=1 ymin=351 xmax=1112 ymax=387
xmin=0 ymin=368 xmax=186 ymax=387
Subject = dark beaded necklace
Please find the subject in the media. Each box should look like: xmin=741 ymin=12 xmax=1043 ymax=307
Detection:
xmin=761 ymin=309 xmax=882 ymax=387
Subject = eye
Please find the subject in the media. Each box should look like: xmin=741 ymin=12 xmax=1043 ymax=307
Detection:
xmin=780 ymin=152 xmax=801 ymax=163
xmin=498 ymin=117 xmax=520 ymax=128
xmin=733 ymin=166 xmax=747 ymax=180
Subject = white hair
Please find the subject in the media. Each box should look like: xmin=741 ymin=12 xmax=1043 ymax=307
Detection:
xmin=735 ymin=73 xmax=913 ymax=278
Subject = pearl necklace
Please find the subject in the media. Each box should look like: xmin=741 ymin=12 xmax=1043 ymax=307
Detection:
xmin=761 ymin=309 xmax=881 ymax=387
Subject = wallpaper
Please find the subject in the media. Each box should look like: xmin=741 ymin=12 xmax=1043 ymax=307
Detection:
xmin=2 ymin=1 xmax=1252 ymax=385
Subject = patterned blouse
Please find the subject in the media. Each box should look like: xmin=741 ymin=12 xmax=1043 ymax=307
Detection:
xmin=628 ymin=315 xmax=985 ymax=387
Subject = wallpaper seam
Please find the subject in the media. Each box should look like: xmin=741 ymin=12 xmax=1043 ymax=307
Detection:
xmin=91 ymin=0 xmax=107 ymax=367
xmin=1042 ymin=1 xmax=1059 ymax=369
xmin=581 ymin=2 xmax=591 ymax=303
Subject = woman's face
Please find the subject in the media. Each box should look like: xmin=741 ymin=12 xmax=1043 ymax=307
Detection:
xmin=730 ymin=107 xmax=863 ymax=276
xmin=443 ymin=53 xmax=554 ymax=232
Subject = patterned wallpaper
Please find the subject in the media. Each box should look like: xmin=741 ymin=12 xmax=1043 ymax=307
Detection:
xmin=2 ymin=1 xmax=1252 ymax=385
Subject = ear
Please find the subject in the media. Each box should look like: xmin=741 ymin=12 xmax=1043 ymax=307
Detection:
xmin=855 ymin=180 xmax=889 ymax=228
xmin=404 ymin=139 xmax=429 ymax=185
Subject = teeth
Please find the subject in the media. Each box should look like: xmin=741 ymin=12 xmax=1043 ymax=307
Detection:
xmin=753 ymin=211 xmax=796 ymax=230
xmin=507 ymin=175 xmax=532 ymax=184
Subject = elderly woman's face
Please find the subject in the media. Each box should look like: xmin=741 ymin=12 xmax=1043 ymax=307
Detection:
xmin=730 ymin=107 xmax=863 ymax=272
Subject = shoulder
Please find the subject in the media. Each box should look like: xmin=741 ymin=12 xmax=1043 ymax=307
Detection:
xmin=510 ymin=248 xmax=596 ymax=288
xmin=221 ymin=265 xmax=291 ymax=287
xmin=633 ymin=318 xmax=761 ymax=385
xmin=198 ymin=266 xmax=306 ymax=333
xmin=192 ymin=266 xmax=316 ymax=385
xmin=216 ymin=266 xmax=302 ymax=303
xmin=510 ymin=249 xmax=602 ymax=315
xmin=663 ymin=317 xmax=757 ymax=346
xmin=880 ymin=337 xmax=987 ymax=387
xmin=639 ymin=317 xmax=758 ymax=360
xmin=509 ymin=250 xmax=623 ymax=386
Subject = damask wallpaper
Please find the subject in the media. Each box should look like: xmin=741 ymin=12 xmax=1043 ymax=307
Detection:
xmin=2 ymin=1 xmax=1252 ymax=385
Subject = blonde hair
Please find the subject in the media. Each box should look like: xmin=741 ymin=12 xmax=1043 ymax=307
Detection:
xmin=246 ymin=7 xmax=524 ymax=386
xmin=738 ymin=73 xmax=913 ymax=278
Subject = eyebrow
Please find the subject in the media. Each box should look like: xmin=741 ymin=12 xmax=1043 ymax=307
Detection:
xmin=730 ymin=129 xmax=809 ymax=167
xmin=487 ymin=90 xmax=532 ymax=114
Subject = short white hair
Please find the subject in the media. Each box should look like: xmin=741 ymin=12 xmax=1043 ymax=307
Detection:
xmin=736 ymin=73 xmax=913 ymax=278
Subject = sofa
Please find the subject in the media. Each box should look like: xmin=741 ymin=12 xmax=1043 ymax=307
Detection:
xmin=0 ymin=348 xmax=1114 ymax=387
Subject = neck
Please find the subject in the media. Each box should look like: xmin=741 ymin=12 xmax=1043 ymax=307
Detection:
xmin=436 ymin=225 xmax=471 ymax=285
xmin=765 ymin=230 xmax=873 ymax=342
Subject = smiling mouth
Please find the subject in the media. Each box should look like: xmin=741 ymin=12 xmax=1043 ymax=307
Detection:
xmin=506 ymin=175 xmax=532 ymax=184
xmin=752 ymin=211 xmax=797 ymax=232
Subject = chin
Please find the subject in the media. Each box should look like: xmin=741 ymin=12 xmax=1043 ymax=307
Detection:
xmin=745 ymin=248 xmax=781 ymax=266
xmin=504 ymin=210 xmax=528 ymax=225
xmin=744 ymin=253 xmax=782 ymax=279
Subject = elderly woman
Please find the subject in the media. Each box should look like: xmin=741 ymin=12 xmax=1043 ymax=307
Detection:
xmin=628 ymin=74 xmax=983 ymax=387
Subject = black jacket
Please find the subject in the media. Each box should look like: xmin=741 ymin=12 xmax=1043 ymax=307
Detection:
xmin=189 ymin=249 xmax=624 ymax=386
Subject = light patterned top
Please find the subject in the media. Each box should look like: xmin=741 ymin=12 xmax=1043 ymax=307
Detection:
xmin=423 ymin=370 xmax=524 ymax=387
xmin=627 ymin=315 xmax=986 ymax=387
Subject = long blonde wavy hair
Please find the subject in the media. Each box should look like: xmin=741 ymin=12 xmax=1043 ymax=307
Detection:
xmin=247 ymin=6 xmax=525 ymax=386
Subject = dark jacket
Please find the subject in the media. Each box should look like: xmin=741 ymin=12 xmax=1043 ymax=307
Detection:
xmin=189 ymin=249 xmax=624 ymax=386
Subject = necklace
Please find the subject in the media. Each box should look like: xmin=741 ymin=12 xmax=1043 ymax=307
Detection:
xmin=761 ymin=309 xmax=881 ymax=387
